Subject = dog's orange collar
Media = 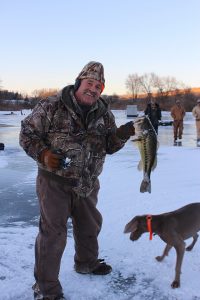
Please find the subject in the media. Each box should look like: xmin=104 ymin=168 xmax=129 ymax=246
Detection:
xmin=146 ymin=215 xmax=153 ymax=240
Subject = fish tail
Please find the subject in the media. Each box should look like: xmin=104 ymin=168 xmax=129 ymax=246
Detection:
xmin=140 ymin=175 xmax=151 ymax=193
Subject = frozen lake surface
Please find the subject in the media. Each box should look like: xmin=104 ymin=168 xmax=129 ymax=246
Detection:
xmin=0 ymin=110 xmax=197 ymax=226
xmin=0 ymin=110 xmax=200 ymax=300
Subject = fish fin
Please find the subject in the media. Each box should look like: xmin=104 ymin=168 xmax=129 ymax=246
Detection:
xmin=140 ymin=179 xmax=151 ymax=193
xmin=131 ymin=138 xmax=142 ymax=142
xmin=137 ymin=160 xmax=143 ymax=171
xmin=151 ymin=140 xmax=159 ymax=171
xmin=151 ymin=156 xmax=157 ymax=171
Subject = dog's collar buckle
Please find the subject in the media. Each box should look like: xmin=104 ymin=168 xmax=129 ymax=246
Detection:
xmin=146 ymin=215 xmax=153 ymax=240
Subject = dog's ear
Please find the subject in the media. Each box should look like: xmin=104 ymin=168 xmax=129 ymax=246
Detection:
xmin=124 ymin=217 xmax=138 ymax=233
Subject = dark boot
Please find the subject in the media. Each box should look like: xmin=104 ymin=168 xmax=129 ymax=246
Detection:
xmin=33 ymin=283 xmax=66 ymax=300
xmin=91 ymin=260 xmax=112 ymax=275
xmin=75 ymin=259 xmax=112 ymax=275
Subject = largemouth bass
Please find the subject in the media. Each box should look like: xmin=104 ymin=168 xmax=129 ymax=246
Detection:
xmin=133 ymin=116 xmax=158 ymax=193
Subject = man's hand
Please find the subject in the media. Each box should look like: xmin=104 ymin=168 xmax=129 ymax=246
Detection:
xmin=40 ymin=149 xmax=63 ymax=170
xmin=116 ymin=121 xmax=135 ymax=140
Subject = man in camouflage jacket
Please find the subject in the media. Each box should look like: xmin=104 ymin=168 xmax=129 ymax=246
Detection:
xmin=20 ymin=61 xmax=135 ymax=300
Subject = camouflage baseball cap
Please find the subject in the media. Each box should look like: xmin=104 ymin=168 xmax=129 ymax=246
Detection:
xmin=76 ymin=61 xmax=105 ymax=87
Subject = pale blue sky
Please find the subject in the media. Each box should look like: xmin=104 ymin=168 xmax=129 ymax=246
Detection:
xmin=1 ymin=0 xmax=200 ymax=96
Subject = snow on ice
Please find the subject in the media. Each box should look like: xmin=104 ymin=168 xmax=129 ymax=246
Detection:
xmin=0 ymin=110 xmax=200 ymax=300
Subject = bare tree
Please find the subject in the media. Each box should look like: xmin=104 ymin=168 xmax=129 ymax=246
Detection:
xmin=154 ymin=76 xmax=177 ymax=99
xmin=138 ymin=72 xmax=157 ymax=96
xmin=163 ymin=76 xmax=179 ymax=92
xmin=151 ymin=75 xmax=186 ymax=105
xmin=125 ymin=73 xmax=141 ymax=99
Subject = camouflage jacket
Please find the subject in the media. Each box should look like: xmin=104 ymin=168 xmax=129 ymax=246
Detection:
xmin=19 ymin=85 xmax=128 ymax=196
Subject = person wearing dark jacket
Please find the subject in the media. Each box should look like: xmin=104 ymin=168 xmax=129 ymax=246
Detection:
xmin=19 ymin=61 xmax=135 ymax=300
xmin=144 ymin=98 xmax=162 ymax=134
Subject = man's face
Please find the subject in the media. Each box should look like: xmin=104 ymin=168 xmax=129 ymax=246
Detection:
xmin=151 ymin=99 xmax=156 ymax=107
xmin=75 ymin=78 xmax=102 ymax=106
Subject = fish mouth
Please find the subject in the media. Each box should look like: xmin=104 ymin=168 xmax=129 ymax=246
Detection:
xmin=134 ymin=115 xmax=145 ymax=122
xmin=134 ymin=115 xmax=153 ymax=133
xmin=134 ymin=115 xmax=146 ymax=127
xmin=134 ymin=115 xmax=151 ymax=123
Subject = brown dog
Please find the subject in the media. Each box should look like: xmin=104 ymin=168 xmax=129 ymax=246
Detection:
xmin=124 ymin=203 xmax=200 ymax=288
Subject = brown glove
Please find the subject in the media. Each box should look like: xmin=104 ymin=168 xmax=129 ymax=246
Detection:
xmin=39 ymin=149 xmax=63 ymax=169
xmin=116 ymin=121 xmax=135 ymax=140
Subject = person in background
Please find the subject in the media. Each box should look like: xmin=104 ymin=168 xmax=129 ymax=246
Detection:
xmin=170 ymin=99 xmax=185 ymax=143
xmin=144 ymin=97 xmax=162 ymax=134
xmin=192 ymin=98 xmax=200 ymax=146
xmin=19 ymin=61 xmax=135 ymax=300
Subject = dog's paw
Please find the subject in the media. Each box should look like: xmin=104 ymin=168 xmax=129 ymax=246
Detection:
xmin=155 ymin=256 xmax=163 ymax=262
xmin=185 ymin=246 xmax=193 ymax=251
xmin=171 ymin=280 xmax=180 ymax=288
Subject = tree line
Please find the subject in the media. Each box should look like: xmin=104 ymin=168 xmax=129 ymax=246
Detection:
xmin=0 ymin=89 xmax=25 ymax=100
xmin=103 ymin=72 xmax=198 ymax=111
xmin=125 ymin=72 xmax=185 ymax=100
xmin=0 ymin=74 xmax=199 ymax=111
xmin=122 ymin=72 xmax=198 ymax=111
xmin=0 ymin=88 xmax=59 ymax=111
